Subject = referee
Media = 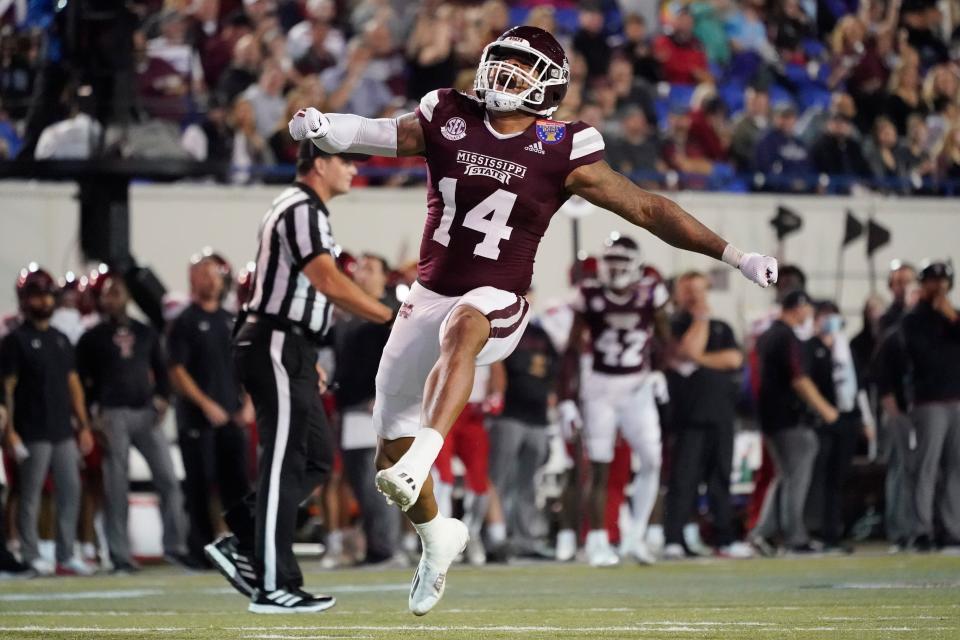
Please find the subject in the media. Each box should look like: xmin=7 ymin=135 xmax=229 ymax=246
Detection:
xmin=206 ymin=141 xmax=392 ymax=614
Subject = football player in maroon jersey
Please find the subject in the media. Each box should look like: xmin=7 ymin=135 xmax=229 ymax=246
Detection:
xmin=289 ymin=26 xmax=777 ymax=615
xmin=562 ymin=234 xmax=670 ymax=567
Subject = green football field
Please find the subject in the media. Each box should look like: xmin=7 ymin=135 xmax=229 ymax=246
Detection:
xmin=1 ymin=551 xmax=958 ymax=640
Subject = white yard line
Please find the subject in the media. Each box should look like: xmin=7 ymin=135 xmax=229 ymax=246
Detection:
xmin=0 ymin=589 xmax=162 ymax=602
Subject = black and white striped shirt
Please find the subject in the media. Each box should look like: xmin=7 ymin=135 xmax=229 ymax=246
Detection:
xmin=247 ymin=183 xmax=335 ymax=339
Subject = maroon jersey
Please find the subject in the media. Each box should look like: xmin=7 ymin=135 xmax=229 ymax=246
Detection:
xmin=415 ymin=89 xmax=605 ymax=296
xmin=573 ymin=270 xmax=669 ymax=375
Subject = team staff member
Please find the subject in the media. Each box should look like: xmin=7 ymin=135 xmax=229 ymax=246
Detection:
xmin=750 ymin=290 xmax=839 ymax=555
xmin=664 ymin=271 xmax=750 ymax=559
xmin=207 ymin=141 xmax=392 ymax=614
xmin=0 ymin=267 xmax=95 ymax=576
xmin=168 ymin=254 xmax=251 ymax=567
xmin=901 ymin=261 xmax=960 ymax=550
xmin=77 ymin=275 xmax=187 ymax=572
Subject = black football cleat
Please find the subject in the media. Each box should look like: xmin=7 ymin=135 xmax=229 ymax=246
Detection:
xmin=248 ymin=588 xmax=336 ymax=614
xmin=205 ymin=535 xmax=258 ymax=598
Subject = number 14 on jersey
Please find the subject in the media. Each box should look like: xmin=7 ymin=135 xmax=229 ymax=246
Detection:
xmin=432 ymin=177 xmax=516 ymax=260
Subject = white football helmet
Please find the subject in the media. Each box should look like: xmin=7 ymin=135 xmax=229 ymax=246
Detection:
xmin=599 ymin=233 xmax=643 ymax=291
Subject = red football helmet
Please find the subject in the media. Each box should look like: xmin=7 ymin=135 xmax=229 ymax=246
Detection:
xmin=474 ymin=26 xmax=570 ymax=117
xmin=599 ymin=233 xmax=643 ymax=290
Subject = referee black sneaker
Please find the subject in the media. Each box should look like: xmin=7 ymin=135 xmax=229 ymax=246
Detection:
xmin=248 ymin=588 xmax=337 ymax=614
xmin=204 ymin=535 xmax=258 ymax=598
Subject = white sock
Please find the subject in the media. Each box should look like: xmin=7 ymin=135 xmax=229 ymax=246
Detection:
xmin=395 ymin=428 xmax=445 ymax=487
xmin=434 ymin=479 xmax=454 ymax=518
xmin=487 ymin=522 xmax=507 ymax=546
xmin=413 ymin=513 xmax=444 ymax=545
xmin=629 ymin=467 xmax=660 ymax=543
xmin=462 ymin=490 xmax=489 ymax=538
xmin=587 ymin=529 xmax=609 ymax=547
xmin=327 ymin=529 xmax=343 ymax=555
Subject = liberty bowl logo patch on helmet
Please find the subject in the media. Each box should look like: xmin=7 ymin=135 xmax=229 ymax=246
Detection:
xmin=442 ymin=117 xmax=467 ymax=141
xmin=536 ymin=120 xmax=566 ymax=144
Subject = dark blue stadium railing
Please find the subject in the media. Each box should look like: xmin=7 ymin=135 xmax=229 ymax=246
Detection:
xmin=244 ymin=163 xmax=960 ymax=196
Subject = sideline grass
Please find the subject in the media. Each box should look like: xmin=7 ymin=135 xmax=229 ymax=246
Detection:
xmin=1 ymin=551 xmax=958 ymax=639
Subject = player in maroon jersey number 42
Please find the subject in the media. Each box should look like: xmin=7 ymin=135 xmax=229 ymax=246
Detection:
xmin=289 ymin=26 xmax=777 ymax=615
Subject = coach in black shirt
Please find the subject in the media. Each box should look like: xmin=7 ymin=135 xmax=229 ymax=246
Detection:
xmin=77 ymin=275 xmax=186 ymax=571
xmin=901 ymin=261 xmax=960 ymax=548
xmin=208 ymin=141 xmax=392 ymax=614
xmin=168 ymin=255 xmax=251 ymax=567
xmin=664 ymin=271 xmax=745 ymax=557
xmin=750 ymin=290 xmax=839 ymax=554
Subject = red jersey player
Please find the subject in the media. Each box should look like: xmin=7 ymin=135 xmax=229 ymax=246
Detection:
xmin=564 ymin=234 xmax=670 ymax=567
xmin=289 ymin=26 xmax=777 ymax=615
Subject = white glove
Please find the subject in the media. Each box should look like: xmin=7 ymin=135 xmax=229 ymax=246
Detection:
xmin=556 ymin=399 xmax=583 ymax=442
xmin=648 ymin=371 xmax=670 ymax=405
xmin=288 ymin=107 xmax=329 ymax=141
xmin=726 ymin=246 xmax=778 ymax=288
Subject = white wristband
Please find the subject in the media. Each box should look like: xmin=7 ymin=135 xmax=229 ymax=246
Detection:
xmin=721 ymin=244 xmax=744 ymax=269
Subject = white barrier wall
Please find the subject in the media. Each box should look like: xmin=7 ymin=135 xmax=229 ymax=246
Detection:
xmin=1 ymin=181 xmax=958 ymax=336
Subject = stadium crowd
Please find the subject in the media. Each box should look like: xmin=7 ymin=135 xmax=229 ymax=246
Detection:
xmin=1 ymin=0 xmax=959 ymax=192
xmin=0 ymin=245 xmax=958 ymax=576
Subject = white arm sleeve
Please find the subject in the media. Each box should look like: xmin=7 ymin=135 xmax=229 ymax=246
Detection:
xmin=311 ymin=113 xmax=399 ymax=158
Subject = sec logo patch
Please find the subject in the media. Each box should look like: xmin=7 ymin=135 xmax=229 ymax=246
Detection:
xmin=442 ymin=117 xmax=467 ymax=141
xmin=535 ymin=120 xmax=566 ymax=144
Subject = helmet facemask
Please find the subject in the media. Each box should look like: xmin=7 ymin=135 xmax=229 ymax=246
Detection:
xmin=474 ymin=40 xmax=569 ymax=117
xmin=599 ymin=256 xmax=641 ymax=291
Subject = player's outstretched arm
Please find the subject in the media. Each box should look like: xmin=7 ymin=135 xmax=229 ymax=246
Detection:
xmin=565 ymin=161 xmax=778 ymax=288
xmin=288 ymin=108 xmax=425 ymax=157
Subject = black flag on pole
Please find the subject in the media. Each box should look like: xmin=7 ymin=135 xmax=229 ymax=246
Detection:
xmin=770 ymin=205 xmax=803 ymax=240
xmin=866 ymin=219 xmax=891 ymax=256
xmin=842 ymin=209 xmax=864 ymax=246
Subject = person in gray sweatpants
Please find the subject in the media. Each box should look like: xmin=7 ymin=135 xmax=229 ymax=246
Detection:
xmin=0 ymin=266 xmax=95 ymax=575
xmin=751 ymin=291 xmax=839 ymax=554
xmin=76 ymin=275 xmax=186 ymax=571
xmin=901 ymin=261 xmax=960 ymax=549
xmin=488 ymin=317 xmax=559 ymax=555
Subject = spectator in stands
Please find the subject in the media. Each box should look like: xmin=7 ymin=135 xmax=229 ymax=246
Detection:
xmin=769 ymin=0 xmax=814 ymax=62
xmin=321 ymin=24 xmax=399 ymax=119
xmin=827 ymin=15 xmax=869 ymax=91
xmin=753 ymin=102 xmax=812 ymax=190
xmin=751 ymin=290 xmax=839 ymax=555
xmin=76 ymin=276 xmax=187 ymax=573
xmin=606 ymin=106 xmax=664 ymax=180
xmin=241 ymin=61 xmax=287 ymax=140
xmin=901 ymin=0 xmax=950 ymax=69
xmin=653 ymin=7 xmax=712 ymax=85
xmin=134 ymin=30 xmax=190 ymax=123
xmin=199 ymin=11 xmax=253 ymax=91
xmin=900 ymin=260 xmax=960 ymax=550
xmin=730 ymin=86 xmax=770 ymax=172
xmin=864 ymin=116 xmax=909 ymax=183
xmin=0 ymin=30 xmax=34 ymax=122
xmin=798 ymin=92 xmax=860 ymax=149
xmin=725 ymin=0 xmax=776 ymax=63
xmin=811 ymin=109 xmax=871 ymax=189
xmin=937 ymin=126 xmax=960 ymax=186
xmin=620 ymin=13 xmax=660 ymax=85
xmin=689 ymin=0 xmax=730 ymax=66
xmin=806 ymin=301 xmax=864 ymax=554
xmin=608 ymin=56 xmax=655 ymax=119
xmin=287 ymin=0 xmax=344 ymax=65
xmin=901 ymin=114 xmax=937 ymax=186
xmin=573 ymin=3 xmax=612 ymax=80
xmin=331 ymin=254 xmax=402 ymax=565
xmin=689 ymin=93 xmax=730 ymax=162
xmin=923 ymin=64 xmax=960 ymax=152
xmin=1 ymin=268 xmax=95 ymax=576
xmin=217 ymin=34 xmax=262 ymax=106
xmin=662 ymin=104 xmax=715 ymax=179
xmin=147 ymin=9 xmax=205 ymax=103
xmin=229 ymin=98 xmax=274 ymax=183
xmin=885 ymin=60 xmax=925 ymax=136
xmin=663 ymin=271 xmax=749 ymax=560
xmin=405 ymin=0 xmax=457 ymax=102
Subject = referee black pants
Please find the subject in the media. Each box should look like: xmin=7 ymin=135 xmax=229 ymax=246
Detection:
xmin=232 ymin=323 xmax=333 ymax=593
